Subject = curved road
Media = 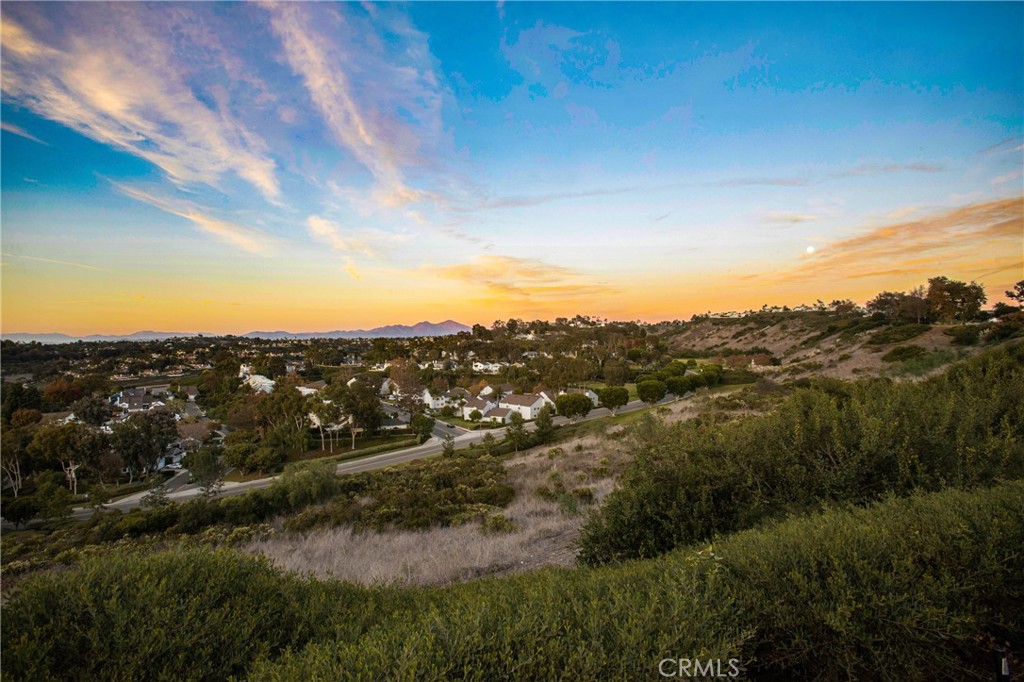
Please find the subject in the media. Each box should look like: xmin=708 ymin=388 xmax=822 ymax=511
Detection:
xmin=75 ymin=395 xmax=681 ymax=517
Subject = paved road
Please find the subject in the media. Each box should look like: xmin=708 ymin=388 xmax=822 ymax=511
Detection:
xmin=76 ymin=395 xmax=680 ymax=517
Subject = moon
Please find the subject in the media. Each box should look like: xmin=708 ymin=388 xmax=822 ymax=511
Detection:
xmin=806 ymin=246 xmax=816 ymax=254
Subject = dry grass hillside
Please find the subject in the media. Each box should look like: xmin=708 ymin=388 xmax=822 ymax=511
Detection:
xmin=665 ymin=313 xmax=991 ymax=380
xmin=244 ymin=433 xmax=632 ymax=586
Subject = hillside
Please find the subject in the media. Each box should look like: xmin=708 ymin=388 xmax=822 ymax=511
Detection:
xmin=663 ymin=312 xmax=995 ymax=380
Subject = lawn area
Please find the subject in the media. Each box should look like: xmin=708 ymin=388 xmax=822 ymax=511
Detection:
xmin=286 ymin=436 xmax=420 ymax=468
xmin=223 ymin=469 xmax=270 ymax=484
xmin=552 ymin=404 xmax=654 ymax=442
xmin=102 ymin=475 xmax=170 ymax=503
xmin=434 ymin=415 xmax=501 ymax=430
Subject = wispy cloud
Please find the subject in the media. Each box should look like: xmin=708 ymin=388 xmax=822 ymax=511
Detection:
xmin=0 ymin=121 xmax=47 ymax=145
xmin=976 ymin=137 xmax=1023 ymax=157
xmin=306 ymin=217 xmax=377 ymax=258
xmin=266 ymin=2 xmax=444 ymax=210
xmin=833 ymin=163 xmax=944 ymax=178
xmin=114 ymin=183 xmax=276 ymax=254
xmin=773 ymin=197 xmax=1023 ymax=284
xmin=0 ymin=251 xmax=113 ymax=272
xmin=762 ymin=212 xmax=819 ymax=225
xmin=1 ymin=8 xmax=280 ymax=202
xmin=425 ymin=254 xmax=609 ymax=300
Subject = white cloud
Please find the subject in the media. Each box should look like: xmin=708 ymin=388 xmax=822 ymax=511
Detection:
xmin=1 ymin=9 xmax=281 ymax=202
xmin=266 ymin=3 xmax=445 ymax=209
xmin=114 ymin=183 xmax=276 ymax=254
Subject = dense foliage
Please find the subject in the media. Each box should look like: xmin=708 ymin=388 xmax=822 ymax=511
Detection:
xmin=5 ymin=483 xmax=1021 ymax=681
xmin=579 ymin=343 xmax=1024 ymax=564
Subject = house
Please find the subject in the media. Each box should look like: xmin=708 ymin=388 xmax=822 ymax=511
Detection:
xmin=421 ymin=388 xmax=447 ymax=410
xmin=113 ymin=388 xmax=166 ymax=413
xmin=539 ymin=389 xmax=560 ymax=407
xmin=179 ymin=386 xmax=199 ymax=401
xmin=445 ymin=387 xmax=471 ymax=402
xmin=479 ymin=382 xmax=515 ymax=398
xmin=246 ymin=374 xmax=275 ymax=394
xmin=297 ymin=386 xmax=319 ymax=397
xmin=499 ymin=393 xmax=546 ymax=420
xmin=123 ymin=395 xmax=166 ymax=412
xmin=462 ymin=397 xmax=495 ymax=421
xmin=472 ymin=361 xmax=505 ymax=375
xmin=563 ymin=387 xmax=600 ymax=407
xmin=379 ymin=378 xmax=400 ymax=398
xmin=485 ymin=407 xmax=513 ymax=424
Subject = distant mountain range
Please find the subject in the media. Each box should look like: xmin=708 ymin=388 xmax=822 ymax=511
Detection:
xmin=2 ymin=321 xmax=471 ymax=344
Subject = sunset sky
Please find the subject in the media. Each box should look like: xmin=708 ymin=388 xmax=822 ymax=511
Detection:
xmin=2 ymin=2 xmax=1021 ymax=335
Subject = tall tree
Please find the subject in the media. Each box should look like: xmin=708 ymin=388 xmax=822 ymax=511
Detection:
xmin=185 ymin=445 xmax=225 ymax=498
xmin=637 ymin=380 xmax=668 ymax=405
xmin=556 ymin=393 xmax=593 ymax=422
xmin=532 ymin=405 xmax=555 ymax=445
xmin=411 ymin=413 xmax=436 ymax=444
xmin=505 ymin=412 xmax=529 ymax=452
xmin=71 ymin=395 xmax=111 ymax=426
xmin=28 ymin=422 xmax=107 ymax=495
xmin=110 ymin=411 xmax=178 ymax=482
xmin=598 ymin=386 xmax=630 ymax=415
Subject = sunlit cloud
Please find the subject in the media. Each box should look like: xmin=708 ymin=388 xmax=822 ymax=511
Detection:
xmin=114 ymin=183 xmax=277 ymax=254
xmin=772 ymin=197 xmax=1023 ymax=283
xmin=1 ymin=9 xmax=281 ymax=202
xmin=425 ymin=254 xmax=609 ymax=301
xmin=0 ymin=121 xmax=47 ymax=145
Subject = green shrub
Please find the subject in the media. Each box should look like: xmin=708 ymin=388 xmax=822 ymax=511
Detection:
xmin=2 ymin=546 xmax=407 ymax=682
xmin=579 ymin=344 xmax=1024 ymax=564
xmin=946 ymin=324 xmax=982 ymax=346
xmin=881 ymin=344 xmax=927 ymax=362
xmin=894 ymin=349 xmax=957 ymax=376
xmin=868 ymin=323 xmax=932 ymax=345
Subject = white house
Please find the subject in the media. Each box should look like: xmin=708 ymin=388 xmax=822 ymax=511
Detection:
xmin=485 ymin=407 xmax=513 ymax=424
xmin=297 ymin=386 xmax=319 ymax=397
xmin=462 ymin=397 xmax=495 ymax=421
xmin=472 ymin=361 xmax=505 ymax=375
xmin=421 ymin=388 xmax=447 ymax=410
xmin=539 ymin=390 xmax=560 ymax=407
xmin=499 ymin=394 xmax=546 ymax=420
xmin=379 ymin=378 xmax=400 ymax=398
xmin=563 ymin=387 xmax=601 ymax=407
xmin=246 ymin=374 xmax=276 ymax=394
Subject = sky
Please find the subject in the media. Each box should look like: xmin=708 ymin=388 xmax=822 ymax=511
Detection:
xmin=1 ymin=1 xmax=1022 ymax=335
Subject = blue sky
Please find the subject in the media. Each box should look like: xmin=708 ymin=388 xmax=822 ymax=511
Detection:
xmin=2 ymin=2 xmax=1021 ymax=334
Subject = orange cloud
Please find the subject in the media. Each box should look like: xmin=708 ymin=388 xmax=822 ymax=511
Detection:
xmin=425 ymin=255 xmax=610 ymax=302
xmin=772 ymin=197 xmax=1022 ymax=284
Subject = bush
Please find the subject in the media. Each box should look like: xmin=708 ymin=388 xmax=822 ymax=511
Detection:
xmin=946 ymin=324 xmax=982 ymax=346
xmin=2 ymin=546 xmax=400 ymax=682
xmin=868 ymin=323 xmax=932 ymax=345
xmin=881 ymin=344 xmax=927 ymax=362
xmin=579 ymin=344 xmax=1024 ymax=564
